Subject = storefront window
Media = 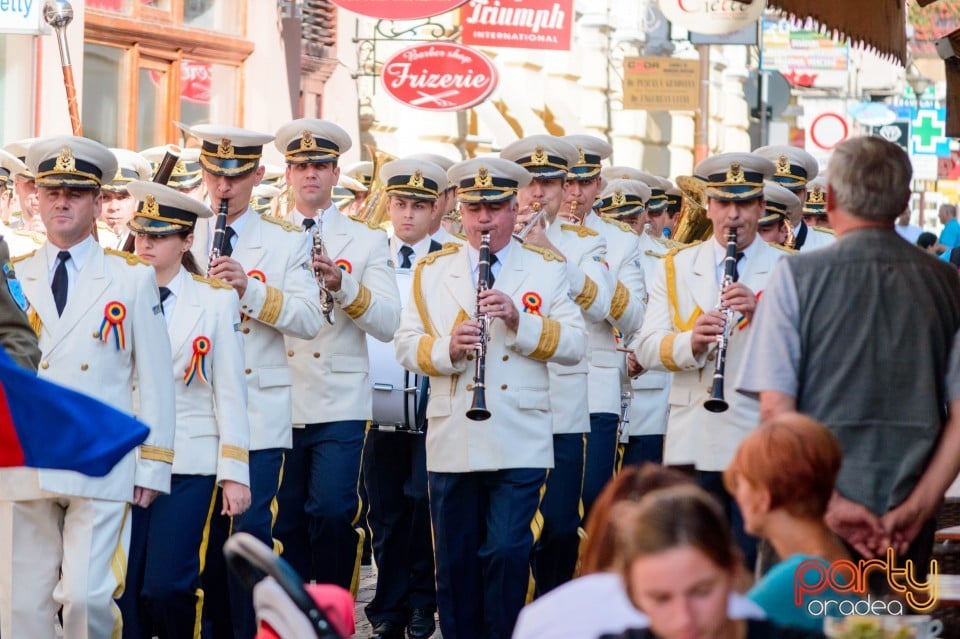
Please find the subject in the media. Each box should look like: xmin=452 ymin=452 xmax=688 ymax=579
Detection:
xmin=0 ymin=35 xmax=35 ymax=142
xmin=138 ymin=66 xmax=168 ymax=150
xmin=82 ymin=43 xmax=126 ymax=147
xmin=86 ymin=0 xmax=131 ymax=13
xmin=179 ymin=60 xmax=237 ymax=128
xmin=183 ymin=0 xmax=242 ymax=36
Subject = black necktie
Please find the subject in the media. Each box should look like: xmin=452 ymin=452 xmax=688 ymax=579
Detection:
xmin=158 ymin=286 xmax=172 ymax=316
xmin=221 ymin=226 xmax=237 ymax=257
xmin=51 ymin=250 xmax=71 ymax=316
xmin=733 ymin=252 xmax=745 ymax=283
xmin=399 ymin=245 xmax=414 ymax=269
xmin=302 ymin=218 xmax=316 ymax=231
xmin=487 ymin=254 xmax=499 ymax=288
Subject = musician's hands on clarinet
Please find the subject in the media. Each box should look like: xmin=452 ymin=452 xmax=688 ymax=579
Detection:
xmin=312 ymin=253 xmax=343 ymax=293
xmin=450 ymin=319 xmax=483 ymax=362
xmin=209 ymin=256 xmax=249 ymax=297
xmin=448 ymin=290 xmax=518 ymax=362
xmin=720 ymin=282 xmax=757 ymax=318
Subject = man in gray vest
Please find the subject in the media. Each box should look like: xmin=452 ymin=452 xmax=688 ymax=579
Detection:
xmin=737 ymin=136 xmax=960 ymax=568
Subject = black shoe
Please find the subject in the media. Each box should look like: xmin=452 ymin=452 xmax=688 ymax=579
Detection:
xmin=371 ymin=621 xmax=406 ymax=639
xmin=407 ymin=608 xmax=436 ymax=639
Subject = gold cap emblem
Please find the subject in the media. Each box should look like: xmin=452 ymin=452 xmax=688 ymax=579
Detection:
xmin=776 ymin=154 xmax=791 ymax=175
xmin=217 ymin=138 xmax=234 ymax=158
xmin=142 ymin=194 xmax=160 ymax=217
xmin=55 ymin=147 xmax=75 ymax=172
xmin=577 ymin=146 xmax=586 ymax=166
xmin=172 ymin=160 xmax=187 ymax=176
xmin=726 ymin=162 xmax=745 ymax=184
xmin=299 ymin=130 xmax=317 ymax=151
xmin=808 ymin=186 xmax=825 ymax=204
xmin=408 ymin=169 xmax=424 ymax=189
xmin=114 ymin=167 xmax=124 ymax=181
xmin=531 ymin=146 xmax=547 ymax=166
xmin=612 ymin=189 xmax=626 ymax=207
xmin=475 ymin=166 xmax=492 ymax=188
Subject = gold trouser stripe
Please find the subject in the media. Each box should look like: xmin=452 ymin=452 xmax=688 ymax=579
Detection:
xmin=110 ymin=503 xmax=132 ymax=639
xmin=270 ymin=453 xmax=286 ymax=555
xmin=258 ymin=285 xmax=284 ymax=325
xmin=659 ymin=333 xmax=682 ymax=372
xmin=610 ymin=281 xmax=630 ymax=321
xmin=525 ymin=471 xmax=550 ymax=605
xmin=417 ymin=335 xmax=442 ymax=377
xmin=193 ymin=485 xmax=219 ymax=639
xmin=530 ymin=317 xmax=561 ymax=361
xmin=574 ymin=276 xmax=598 ymax=311
xmin=342 ymin=283 xmax=372 ymax=319
xmin=574 ymin=433 xmax=589 ymax=579
xmin=665 ymin=253 xmax=703 ymax=331
xmin=348 ymin=422 xmax=372 ymax=597
xmin=615 ymin=442 xmax=626 ymax=474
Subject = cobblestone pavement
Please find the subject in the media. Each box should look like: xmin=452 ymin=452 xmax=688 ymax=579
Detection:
xmin=353 ymin=565 xmax=441 ymax=638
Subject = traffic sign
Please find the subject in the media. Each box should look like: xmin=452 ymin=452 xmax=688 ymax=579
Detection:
xmin=809 ymin=112 xmax=849 ymax=151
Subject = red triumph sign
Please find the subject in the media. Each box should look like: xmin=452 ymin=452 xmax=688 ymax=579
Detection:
xmin=381 ymin=42 xmax=499 ymax=112
xmin=460 ymin=0 xmax=574 ymax=51
xmin=332 ymin=0 xmax=468 ymax=20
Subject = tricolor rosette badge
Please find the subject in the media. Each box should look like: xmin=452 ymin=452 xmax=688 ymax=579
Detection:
xmin=184 ymin=335 xmax=210 ymax=386
xmin=241 ymin=270 xmax=266 ymax=322
xmin=522 ymin=292 xmax=542 ymax=316
xmin=98 ymin=302 xmax=127 ymax=350
xmin=335 ymin=259 xmax=352 ymax=273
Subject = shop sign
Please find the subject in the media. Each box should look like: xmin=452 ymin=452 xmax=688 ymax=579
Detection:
xmin=658 ymin=0 xmax=765 ymax=35
xmin=622 ymin=57 xmax=700 ymax=112
xmin=381 ymin=42 xmax=498 ymax=112
xmin=0 ymin=0 xmax=42 ymax=35
xmin=333 ymin=0 xmax=468 ymax=20
xmin=149 ymin=61 xmax=211 ymax=105
xmin=460 ymin=0 xmax=573 ymax=51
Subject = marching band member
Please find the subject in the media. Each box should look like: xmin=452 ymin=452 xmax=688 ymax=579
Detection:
xmin=758 ymin=182 xmax=802 ymax=247
xmin=664 ymin=184 xmax=683 ymax=239
xmin=363 ymin=157 xmax=448 ymax=639
xmin=634 ymin=152 xmax=784 ymax=568
xmin=501 ymin=135 xmax=614 ymax=595
xmin=3 ymin=138 xmax=44 ymax=233
xmin=118 ymin=180 xmax=251 ymax=638
xmin=140 ymin=146 xmax=207 ymax=202
xmin=0 ymin=136 xmax=176 ymax=639
xmin=406 ymin=152 xmax=459 ymax=245
xmin=186 ymin=124 xmax=323 ymax=638
xmin=395 ymin=156 xmax=586 ymax=639
xmin=332 ymin=173 xmax=369 ymax=217
xmin=273 ymin=118 xmax=401 ymax=595
xmin=561 ymin=134 xmax=646 ymax=515
xmin=754 ymin=145 xmax=833 ymax=250
xmin=801 ymin=176 xmax=832 ymax=230
xmin=101 ymin=148 xmax=152 ymax=250
xmin=0 ymin=150 xmax=44 ymax=258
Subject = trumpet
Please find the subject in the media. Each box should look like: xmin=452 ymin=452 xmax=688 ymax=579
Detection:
xmin=704 ymin=227 xmax=738 ymax=413
xmin=513 ymin=202 xmax=544 ymax=242
xmin=208 ymin=198 xmax=229 ymax=273
xmin=312 ymin=215 xmax=336 ymax=325
xmin=466 ymin=231 xmax=492 ymax=421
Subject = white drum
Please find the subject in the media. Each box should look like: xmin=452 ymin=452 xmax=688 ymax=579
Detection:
xmin=368 ymin=268 xmax=424 ymax=432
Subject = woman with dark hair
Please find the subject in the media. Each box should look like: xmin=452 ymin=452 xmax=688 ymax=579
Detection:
xmin=601 ymin=485 xmax=825 ymax=639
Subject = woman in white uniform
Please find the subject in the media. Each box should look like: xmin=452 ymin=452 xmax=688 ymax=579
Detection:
xmin=119 ymin=180 xmax=252 ymax=639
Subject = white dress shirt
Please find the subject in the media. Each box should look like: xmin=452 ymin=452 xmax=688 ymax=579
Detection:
xmin=44 ymin=234 xmax=97 ymax=303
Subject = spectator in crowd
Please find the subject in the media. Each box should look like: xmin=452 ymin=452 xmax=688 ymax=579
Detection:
xmin=937 ymin=203 xmax=960 ymax=257
xmin=894 ymin=208 xmax=921 ymax=244
xmin=917 ymin=231 xmax=938 ymax=255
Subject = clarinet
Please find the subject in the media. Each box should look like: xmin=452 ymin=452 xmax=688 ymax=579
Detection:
xmin=704 ymin=227 xmax=738 ymax=413
xmin=208 ymin=198 xmax=229 ymax=273
xmin=466 ymin=232 xmax=492 ymax=421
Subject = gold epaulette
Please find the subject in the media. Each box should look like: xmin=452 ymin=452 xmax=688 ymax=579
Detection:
xmin=600 ymin=217 xmax=636 ymax=234
xmin=768 ymin=242 xmax=799 ymax=254
xmin=14 ymin=229 xmax=45 ymax=245
xmin=666 ymin=240 xmax=702 ymax=257
xmin=811 ymin=226 xmax=835 ymax=235
xmin=417 ymin=244 xmax=459 ymax=268
xmin=442 ymin=240 xmax=463 ymax=250
xmin=11 ymin=250 xmax=36 ymax=263
xmin=644 ymin=249 xmax=668 ymax=259
xmin=560 ymin=223 xmax=599 ymax=238
xmin=104 ymin=248 xmax=149 ymax=266
xmin=192 ymin=274 xmax=234 ymax=290
xmin=261 ymin=215 xmax=301 ymax=233
xmin=522 ymin=243 xmax=565 ymax=262
xmin=348 ymin=215 xmax=385 ymax=232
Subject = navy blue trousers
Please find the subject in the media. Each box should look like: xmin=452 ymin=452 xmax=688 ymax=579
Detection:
xmin=362 ymin=428 xmax=435 ymax=626
xmin=532 ymin=433 xmax=585 ymax=597
xmin=203 ymin=448 xmax=284 ymax=639
xmin=429 ymin=468 xmax=547 ymax=639
xmin=274 ymin=421 xmax=366 ymax=591
xmin=697 ymin=469 xmax=758 ymax=569
xmin=620 ymin=434 xmax=665 ymax=468
xmin=581 ymin=412 xmax=620 ymax=517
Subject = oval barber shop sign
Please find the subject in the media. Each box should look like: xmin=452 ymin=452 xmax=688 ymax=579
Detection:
xmin=381 ymin=42 xmax=499 ymax=112
xmin=658 ymin=0 xmax=765 ymax=35
xmin=333 ymin=0 xmax=468 ymax=20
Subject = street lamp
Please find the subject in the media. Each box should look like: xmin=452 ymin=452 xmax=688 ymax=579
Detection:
xmin=906 ymin=62 xmax=932 ymax=106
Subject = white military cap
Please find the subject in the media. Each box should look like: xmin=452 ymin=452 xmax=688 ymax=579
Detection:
xmin=0 ymin=149 xmax=27 ymax=185
xmin=27 ymin=136 xmax=118 ymax=189
xmin=602 ymin=167 xmax=669 ymax=211
xmin=103 ymin=149 xmax=153 ymax=192
xmin=500 ymin=135 xmax=580 ymax=180
xmin=597 ymin=178 xmax=652 ymax=218
xmin=760 ymin=182 xmax=802 ymax=225
xmin=127 ymin=180 xmax=212 ymax=236
xmin=189 ymin=124 xmax=274 ymax=177
xmin=406 ymin=153 xmax=456 ymax=173
xmin=338 ymin=174 xmax=368 ymax=193
xmin=251 ymin=184 xmax=281 ymax=214
xmin=753 ymin=145 xmax=819 ymax=190
xmin=140 ymin=146 xmax=204 ymax=190
xmin=448 ymin=157 xmax=532 ymax=203
xmin=275 ymin=118 xmax=352 ymax=165
xmin=562 ymin=135 xmax=613 ymax=180
xmin=803 ymin=176 xmax=827 ymax=216
xmin=344 ymin=161 xmax=374 ymax=188
xmin=665 ymin=183 xmax=683 ymax=213
xmin=380 ymin=158 xmax=447 ymax=202
xmin=694 ymin=152 xmax=775 ymax=202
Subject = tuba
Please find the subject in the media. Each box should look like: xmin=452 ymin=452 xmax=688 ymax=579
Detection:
xmin=354 ymin=145 xmax=397 ymax=227
xmin=672 ymin=175 xmax=713 ymax=244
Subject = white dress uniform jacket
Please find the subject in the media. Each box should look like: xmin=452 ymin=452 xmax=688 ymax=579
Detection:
xmin=2 ymin=241 xmax=176 ymax=501
xmin=545 ymin=222 xmax=613 ymax=434
xmin=284 ymin=205 xmax=401 ymax=424
xmin=635 ymin=238 xmax=786 ymax=471
xmin=395 ymin=240 xmax=586 ymax=472
xmin=799 ymin=223 xmax=835 ymax=251
xmin=583 ymin=212 xmax=646 ymax=414
xmin=191 ymin=207 xmax=323 ymax=450
xmin=167 ymin=270 xmax=250 ymax=485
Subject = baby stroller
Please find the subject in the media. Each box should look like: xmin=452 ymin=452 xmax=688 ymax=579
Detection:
xmin=224 ymin=533 xmax=355 ymax=638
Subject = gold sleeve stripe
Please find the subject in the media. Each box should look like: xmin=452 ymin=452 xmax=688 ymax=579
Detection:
xmin=610 ymin=282 xmax=630 ymax=321
xmin=257 ymin=285 xmax=284 ymax=325
xmin=659 ymin=334 xmax=682 ymax=372
xmin=573 ymin=276 xmax=598 ymax=311
xmin=140 ymin=445 xmax=174 ymax=464
xmin=28 ymin=308 xmax=41 ymax=337
xmin=530 ymin=317 xmax=561 ymax=361
xmin=342 ymin=283 xmax=372 ymax=319
xmin=665 ymin=254 xmax=703 ymax=331
xmin=221 ymin=445 xmax=249 ymax=464
xmin=413 ymin=263 xmax=439 ymax=338
xmin=417 ymin=335 xmax=442 ymax=376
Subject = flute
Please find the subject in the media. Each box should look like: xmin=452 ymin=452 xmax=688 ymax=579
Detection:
xmin=466 ymin=231 xmax=492 ymax=421
xmin=703 ymin=227 xmax=738 ymax=413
